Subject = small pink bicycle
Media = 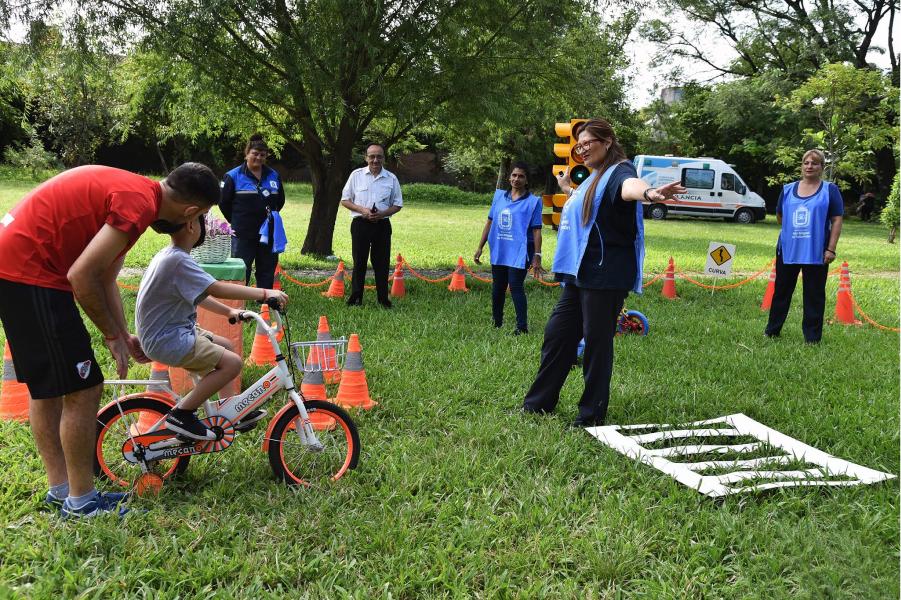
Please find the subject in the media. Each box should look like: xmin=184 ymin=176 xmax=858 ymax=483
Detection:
xmin=94 ymin=303 xmax=359 ymax=494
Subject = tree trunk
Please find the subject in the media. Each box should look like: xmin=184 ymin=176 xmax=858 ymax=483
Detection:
xmin=495 ymin=156 xmax=511 ymax=190
xmin=301 ymin=134 xmax=357 ymax=257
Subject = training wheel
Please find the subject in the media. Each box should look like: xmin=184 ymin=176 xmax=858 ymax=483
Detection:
xmin=134 ymin=472 xmax=164 ymax=497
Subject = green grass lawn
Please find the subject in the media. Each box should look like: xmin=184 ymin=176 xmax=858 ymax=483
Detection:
xmin=0 ymin=175 xmax=899 ymax=597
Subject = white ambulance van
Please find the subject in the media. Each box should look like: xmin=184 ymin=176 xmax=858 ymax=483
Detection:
xmin=633 ymin=155 xmax=767 ymax=224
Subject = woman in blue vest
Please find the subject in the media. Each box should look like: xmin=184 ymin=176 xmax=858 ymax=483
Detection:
xmin=473 ymin=162 xmax=543 ymax=334
xmin=220 ymin=133 xmax=286 ymax=289
xmin=765 ymin=149 xmax=843 ymax=343
xmin=522 ymin=119 xmax=685 ymax=428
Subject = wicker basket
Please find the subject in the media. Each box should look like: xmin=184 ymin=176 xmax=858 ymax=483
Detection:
xmin=190 ymin=235 xmax=232 ymax=264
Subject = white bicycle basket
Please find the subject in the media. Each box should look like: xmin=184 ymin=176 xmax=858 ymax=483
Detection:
xmin=290 ymin=338 xmax=347 ymax=372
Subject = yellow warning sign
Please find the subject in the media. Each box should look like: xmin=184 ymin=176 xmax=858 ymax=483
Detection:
xmin=710 ymin=245 xmax=732 ymax=266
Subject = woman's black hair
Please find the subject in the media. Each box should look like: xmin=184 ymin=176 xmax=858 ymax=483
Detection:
xmin=192 ymin=215 xmax=206 ymax=248
xmin=510 ymin=161 xmax=530 ymax=185
xmin=245 ymin=133 xmax=269 ymax=155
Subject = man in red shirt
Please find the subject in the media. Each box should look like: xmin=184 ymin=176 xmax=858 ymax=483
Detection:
xmin=0 ymin=162 xmax=220 ymax=518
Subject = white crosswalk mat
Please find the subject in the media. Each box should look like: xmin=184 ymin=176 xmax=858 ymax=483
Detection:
xmin=587 ymin=413 xmax=896 ymax=498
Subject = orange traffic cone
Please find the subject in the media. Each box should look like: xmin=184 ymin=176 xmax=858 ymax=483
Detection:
xmin=1 ymin=341 xmax=30 ymax=421
xmin=661 ymin=257 xmax=678 ymax=300
xmin=760 ymin=263 xmax=776 ymax=311
xmin=273 ymin=265 xmax=283 ymax=291
xmin=390 ymin=255 xmax=406 ymax=298
xmin=833 ymin=261 xmax=860 ymax=325
xmin=448 ymin=256 xmax=469 ymax=292
xmin=335 ymin=334 xmax=376 ymax=410
xmin=315 ymin=316 xmax=342 ymax=384
xmin=299 ymin=360 xmax=336 ymax=430
xmin=322 ymin=261 xmax=346 ymax=298
xmin=146 ymin=362 xmax=175 ymax=399
xmin=246 ymin=312 xmax=277 ymax=366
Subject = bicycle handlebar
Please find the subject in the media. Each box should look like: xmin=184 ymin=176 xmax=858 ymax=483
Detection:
xmin=228 ymin=298 xmax=285 ymax=325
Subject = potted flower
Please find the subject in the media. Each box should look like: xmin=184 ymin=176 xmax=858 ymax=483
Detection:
xmin=190 ymin=212 xmax=234 ymax=264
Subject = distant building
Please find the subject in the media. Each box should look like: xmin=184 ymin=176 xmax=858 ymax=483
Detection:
xmin=661 ymin=87 xmax=684 ymax=105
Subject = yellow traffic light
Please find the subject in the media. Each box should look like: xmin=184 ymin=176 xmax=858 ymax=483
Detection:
xmin=543 ymin=119 xmax=591 ymax=229
xmin=553 ymin=119 xmax=591 ymax=187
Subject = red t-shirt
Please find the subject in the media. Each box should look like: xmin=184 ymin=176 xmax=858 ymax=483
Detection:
xmin=0 ymin=165 xmax=161 ymax=291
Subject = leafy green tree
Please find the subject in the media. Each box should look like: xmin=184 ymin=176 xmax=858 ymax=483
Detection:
xmin=771 ymin=63 xmax=897 ymax=189
xmin=643 ymin=0 xmax=897 ymax=83
xmin=436 ymin=11 xmax=639 ymax=194
xmin=25 ymin=0 xmax=605 ymax=255
xmin=13 ymin=20 xmax=122 ymax=166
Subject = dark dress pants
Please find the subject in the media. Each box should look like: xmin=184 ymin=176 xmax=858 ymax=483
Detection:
xmin=232 ymin=237 xmax=278 ymax=289
xmin=523 ymin=284 xmax=627 ymax=424
xmin=349 ymin=218 xmax=392 ymax=303
xmin=491 ymin=265 xmax=528 ymax=331
xmin=765 ymin=252 xmax=828 ymax=342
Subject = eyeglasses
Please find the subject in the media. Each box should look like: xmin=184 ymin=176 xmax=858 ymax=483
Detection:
xmin=366 ymin=154 xmax=384 ymax=160
xmin=573 ymin=139 xmax=603 ymax=154
xmin=248 ymin=150 xmax=268 ymax=158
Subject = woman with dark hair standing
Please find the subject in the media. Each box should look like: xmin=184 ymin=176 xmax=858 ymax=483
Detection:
xmin=473 ymin=162 xmax=543 ymax=334
xmin=764 ymin=149 xmax=843 ymax=343
xmin=522 ymin=119 xmax=685 ymax=428
xmin=220 ymin=134 xmax=286 ymax=289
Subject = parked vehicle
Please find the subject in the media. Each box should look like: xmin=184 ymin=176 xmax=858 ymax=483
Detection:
xmin=633 ymin=155 xmax=766 ymax=224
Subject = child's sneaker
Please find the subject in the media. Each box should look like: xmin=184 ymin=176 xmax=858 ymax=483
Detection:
xmin=166 ymin=409 xmax=216 ymax=441
xmin=61 ymin=491 xmax=129 ymax=519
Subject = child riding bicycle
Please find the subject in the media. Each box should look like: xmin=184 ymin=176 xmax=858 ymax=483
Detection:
xmin=135 ymin=215 xmax=288 ymax=441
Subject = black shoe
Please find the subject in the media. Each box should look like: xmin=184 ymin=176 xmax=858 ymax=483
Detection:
xmin=166 ymin=410 xmax=215 ymax=441
xmin=346 ymin=296 xmax=363 ymax=306
xmin=569 ymin=417 xmax=603 ymax=429
xmin=378 ymin=299 xmax=393 ymax=309
xmin=513 ymin=328 xmax=528 ymax=336
xmin=234 ymin=409 xmax=267 ymax=433
xmin=764 ymin=330 xmax=780 ymax=338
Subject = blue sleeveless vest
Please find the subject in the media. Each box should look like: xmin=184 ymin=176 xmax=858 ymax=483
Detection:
xmin=552 ymin=166 xmax=645 ymax=294
xmin=779 ymin=182 xmax=829 ymax=264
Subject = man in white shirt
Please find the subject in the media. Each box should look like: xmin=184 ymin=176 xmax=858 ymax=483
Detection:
xmin=340 ymin=143 xmax=403 ymax=307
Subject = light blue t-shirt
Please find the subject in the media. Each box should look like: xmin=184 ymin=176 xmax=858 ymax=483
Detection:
xmin=136 ymin=246 xmax=216 ymax=365
xmin=486 ymin=190 xmax=542 ymax=268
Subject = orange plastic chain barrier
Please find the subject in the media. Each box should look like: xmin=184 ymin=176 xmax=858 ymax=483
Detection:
xmin=674 ymin=260 xmax=775 ymax=290
xmin=401 ymin=259 xmax=453 ymax=284
xmin=642 ymin=272 xmax=665 ymax=288
xmin=848 ymin=293 xmax=900 ymax=333
xmin=279 ymin=270 xmax=333 ymax=288
xmin=117 ymin=281 xmax=139 ymax=291
xmin=462 ymin=263 xmax=493 ymax=284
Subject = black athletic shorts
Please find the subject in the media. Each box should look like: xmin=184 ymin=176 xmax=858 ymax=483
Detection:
xmin=0 ymin=278 xmax=104 ymax=399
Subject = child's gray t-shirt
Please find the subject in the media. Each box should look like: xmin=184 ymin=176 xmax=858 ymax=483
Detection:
xmin=136 ymin=246 xmax=216 ymax=365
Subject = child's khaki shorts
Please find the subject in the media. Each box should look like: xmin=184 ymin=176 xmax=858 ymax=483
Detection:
xmin=177 ymin=327 xmax=225 ymax=374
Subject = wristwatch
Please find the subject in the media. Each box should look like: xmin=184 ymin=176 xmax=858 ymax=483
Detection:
xmin=643 ymin=188 xmax=655 ymax=202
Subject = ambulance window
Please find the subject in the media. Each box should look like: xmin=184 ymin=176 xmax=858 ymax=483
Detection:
xmin=736 ymin=180 xmax=747 ymax=194
xmin=721 ymin=173 xmax=735 ymax=191
xmin=682 ymin=168 xmax=715 ymax=190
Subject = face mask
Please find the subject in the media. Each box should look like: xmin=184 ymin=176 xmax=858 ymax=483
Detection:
xmin=150 ymin=219 xmax=186 ymax=234
xmin=192 ymin=216 xmax=206 ymax=248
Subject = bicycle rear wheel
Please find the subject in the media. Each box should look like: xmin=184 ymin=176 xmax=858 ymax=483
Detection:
xmin=268 ymin=400 xmax=360 ymax=486
xmin=95 ymin=397 xmax=189 ymax=488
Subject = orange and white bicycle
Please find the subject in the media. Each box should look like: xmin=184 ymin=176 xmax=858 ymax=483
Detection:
xmin=94 ymin=302 xmax=360 ymax=494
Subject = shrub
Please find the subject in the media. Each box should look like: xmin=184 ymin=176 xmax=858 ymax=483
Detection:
xmin=401 ymin=183 xmax=490 ymax=206
xmin=880 ymin=171 xmax=899 ymax=236
xmin=2 ymin=134 xmax=62 ymax=180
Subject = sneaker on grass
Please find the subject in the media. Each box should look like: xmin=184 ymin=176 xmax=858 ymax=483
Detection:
xmin=61 ymin=491 xmax=129 ymax=519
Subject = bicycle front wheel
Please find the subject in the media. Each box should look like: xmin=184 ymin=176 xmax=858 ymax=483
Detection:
xmin=268 ymin=400 xmax=360 ymax=486
xmin=95 ymin=397 xmax=190 ymax=488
